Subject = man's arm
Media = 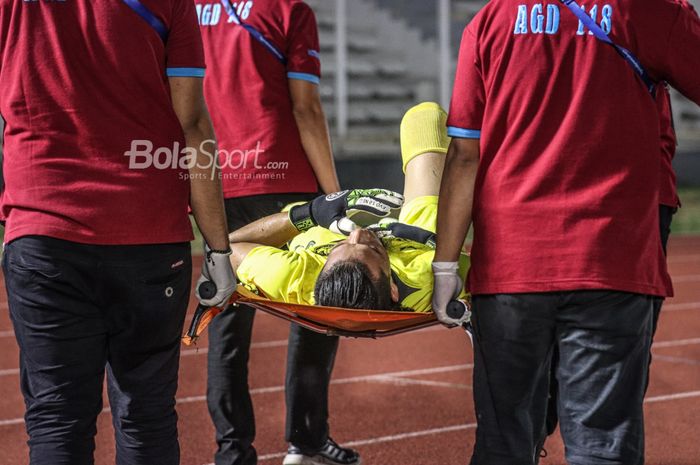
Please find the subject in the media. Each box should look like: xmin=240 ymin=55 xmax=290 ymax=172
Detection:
xmin=228 ymin=212 xmax=301 ymax=269
xmin=289 ymin=79 xmax=341 ymax=194
xmin=169 ymin=76 xmax=229 ymax=251
xmin=435 ymin=138 xmax=480 ymax=261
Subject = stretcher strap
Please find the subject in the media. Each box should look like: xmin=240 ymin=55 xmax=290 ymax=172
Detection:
xmin=220 ymin=1 xmax=287 ymax=65
xmin=560 ymin=0 xmax=655 ymax=96
xmin=122 ymin=0 xmax=168 ymax=43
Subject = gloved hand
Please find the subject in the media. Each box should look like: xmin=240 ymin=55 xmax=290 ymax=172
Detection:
xmin=195 ymin=244 xmax=237 ymax=308
xmin=431 ymin=261 xmax=464 ymax=327
xmin=289 ymin=189 xmax=404 ymax=235
xmin=368 ymin=218 xmax=436 ymax=247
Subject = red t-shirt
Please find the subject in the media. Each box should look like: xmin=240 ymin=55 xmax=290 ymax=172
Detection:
xmin=657 ymin=84 xmax=679 ymax=208
xmin=0 ymin=0 xmax=206 ymax=245
xmin=195 ymin=0 xmax=321 ymax=199
xmin=448 ymin=0 xmax=700 ymax=297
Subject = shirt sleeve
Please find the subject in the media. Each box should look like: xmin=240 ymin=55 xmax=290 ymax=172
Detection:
xmin=236 ymin=246 xmax=325 ymax=305
xmin=657 ymin=84 xmax=676 ymax=161
xmin=446 ymin=24 xmax=485 ymax=139
xmin=285 ymin=2 xmax=321 ymax=84
xmin=661 ymin=2 xmax=700 ymax=104
xmin=165 ymin=0 xmax=206 ymax=78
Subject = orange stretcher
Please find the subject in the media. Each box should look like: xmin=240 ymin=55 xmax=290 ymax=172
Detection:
xmin=182 ymin=286 xmax=440 ymax=345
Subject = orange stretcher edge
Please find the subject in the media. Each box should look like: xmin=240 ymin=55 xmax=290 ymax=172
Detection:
xmin=182 ymin=286 xmax=438 ymax=345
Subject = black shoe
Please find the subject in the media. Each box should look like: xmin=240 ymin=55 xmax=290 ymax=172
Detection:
xmin=282 ymin=438 xmax=361 ymax=465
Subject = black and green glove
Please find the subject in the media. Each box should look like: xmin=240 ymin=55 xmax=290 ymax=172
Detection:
xmin=368 ymin=218 xmax=436 ymax=248
xmin=289 ymin=189 xmax=404 ymax=235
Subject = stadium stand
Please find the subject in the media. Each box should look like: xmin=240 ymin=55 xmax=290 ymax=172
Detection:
xmin=309 ymin=0 xmax=700 ymax=160
xmin=0 ymin=0 xmax=698 ymax=186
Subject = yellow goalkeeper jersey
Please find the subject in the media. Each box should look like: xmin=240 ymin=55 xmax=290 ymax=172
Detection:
xmin=236 ymin=196 xmax=470 ymax=312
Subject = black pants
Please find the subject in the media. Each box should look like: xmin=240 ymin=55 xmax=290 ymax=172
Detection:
xmin=207 ymin=193 xmax=340 ymax=465
xmin=542 ymin=205 xmax=677 ymax=442
xmin=651 ymin=204 xmax=676 ymax=334
xmin=3 ymin=236 xmax=192 ymax=465
xmin=470 ymin=291 xmax=653 ymax=465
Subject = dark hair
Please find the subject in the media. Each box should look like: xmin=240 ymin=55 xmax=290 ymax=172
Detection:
xmin=314 ymin=260 xmax=393 ymax=310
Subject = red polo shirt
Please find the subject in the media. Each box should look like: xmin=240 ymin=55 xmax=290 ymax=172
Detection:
xmin=195 ymin=0 xmax=321 ymax=198
xmin=0 ymin=0 xmax=207 ymax=245
xmin=448 ymin=0 xmax=700 ymax=297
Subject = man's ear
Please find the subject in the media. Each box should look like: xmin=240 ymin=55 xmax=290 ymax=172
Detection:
xmin=390 ymin=280 xmax=400 ymax=303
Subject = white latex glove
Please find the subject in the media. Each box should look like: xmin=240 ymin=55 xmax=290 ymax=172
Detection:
xmin=195 ymin=244 xmax=237 ymax=308
xmin=431 ymin=261 xmax=465 ymax=327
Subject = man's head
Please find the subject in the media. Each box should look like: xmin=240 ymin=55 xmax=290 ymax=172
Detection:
xmin=314 ymin=229 xmax=399 ymax=310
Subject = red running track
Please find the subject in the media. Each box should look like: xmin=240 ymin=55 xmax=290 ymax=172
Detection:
xmin=1 ymin=236 xmax=700 ymax=464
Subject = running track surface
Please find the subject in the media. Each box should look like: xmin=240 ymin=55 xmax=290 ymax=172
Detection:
xmin=1 ymin=236 xmax=700 ymax=465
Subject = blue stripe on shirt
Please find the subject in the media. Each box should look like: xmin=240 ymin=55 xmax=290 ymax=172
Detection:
xmin=287 ymin=72 xmax=320 ymax=85
xmin=447 ymin=126 xmax=481 ymax=139
xmin=166 ymin=67 xmax=206 ymax=78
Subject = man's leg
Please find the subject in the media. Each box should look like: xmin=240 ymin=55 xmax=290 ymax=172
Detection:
xmin=103 ymin=243 xmax=192 ymax=465
xmin=207 ymin=193 xmax=316 ymax=465
xmin=400 ymin=102 xmax=449 ymax=206
xmin=651 ymin=204 xmax=676 ymax=335
xmin=645 ymin=204 xmax=676 ymax=394
xmin=469 ymin=294 xmax=557 ymax=465
xmin=556 ymin=291 xmax=653 ymax=465
xmin=284 ymin=325 xmax=339 ymax=451
xmin=3 ymin=237 xmax=107 ymax=465
xmin=207 ymin=304 xmax=258 ymax=465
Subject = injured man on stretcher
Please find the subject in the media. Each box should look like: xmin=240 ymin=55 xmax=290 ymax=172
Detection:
xmin=227 ymin=103 xmax=469 ymax=312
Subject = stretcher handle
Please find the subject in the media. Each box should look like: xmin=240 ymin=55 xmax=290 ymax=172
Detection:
xmin=446 ymin=300 xmax=468 ymax=319
xmin=184 ymin=281 xmax=218 ymax=341
xmin=446 ymin=299 xmax=472 ymax=326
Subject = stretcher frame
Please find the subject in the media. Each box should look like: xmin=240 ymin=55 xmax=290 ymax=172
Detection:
xmin=183 ymin=286 xmax=440 ymax=345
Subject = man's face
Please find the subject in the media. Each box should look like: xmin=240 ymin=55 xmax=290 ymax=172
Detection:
xmin=325 ymin=229 xmax=391 ymax=280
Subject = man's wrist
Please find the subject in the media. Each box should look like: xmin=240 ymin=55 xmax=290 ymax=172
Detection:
xmin=208 ymin=247 xmax=232 ymax=255
xmin=289 ymin=203 xmax=315 ymax=232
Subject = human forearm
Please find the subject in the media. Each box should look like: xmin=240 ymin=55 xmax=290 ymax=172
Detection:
xmin=289 ymin=79 xmax=340 ymax=193
xmin=435 ymin=139 xmax=480 ymax=262
xmin=188 ymin=119 xmax=229 ymax=251
xmin=295 ymin=106 xmax=340 ymax=193
xmin=170 ymin=76 xmax=235 ymax=306
xmin=229 ymin=212 xmax=299 ymax=248
xmin=169 ymin=76 xmax=229 ymax=251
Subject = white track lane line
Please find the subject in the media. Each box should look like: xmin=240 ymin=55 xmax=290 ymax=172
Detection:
xmin=2 ymin=331 xmax=700 ymax=377
xmin=663 ymin=302 xmax=700 ymax=311
xmin=201 ymin=423 xmax=479 ymax=464
xmin=672 ymin=274 xmax=700 ymax=283
xmin=652 ymin=354 xmax=700 ymax=366
xmin=3 ymin=298 xmax=700 ymax=342
xmin=645 ymin=390 xmax=700 ymax=403
xmin=653 ymin=337 xmax=700 ymax=348
xmin=0 ymin=364 xmax=474 ymax=426
xmin=4 ymin=363 xmax=700 ymax=427
xmin=668 ymin=253 xmax=700 ymax=263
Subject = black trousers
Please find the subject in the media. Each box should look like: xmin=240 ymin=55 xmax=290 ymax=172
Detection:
xmin=542 ymin=204 xmax=677 ymax=442
xmin=3 ymin=236 xmax=192 ymax=465
xmin=470 ymin=291 xmax=653 ymax=465
xmin=207 ymin=193 xmax=340 ymax=465
xmin=651 ymin=204 xmax=676 ymax=334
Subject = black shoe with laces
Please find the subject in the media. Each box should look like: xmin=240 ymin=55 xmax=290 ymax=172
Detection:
xmin=282 ymin=438 xmax=361 ymax=465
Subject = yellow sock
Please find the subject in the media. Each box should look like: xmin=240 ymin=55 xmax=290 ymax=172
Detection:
xmin=400 ymin=102 xmax=450 ymax=173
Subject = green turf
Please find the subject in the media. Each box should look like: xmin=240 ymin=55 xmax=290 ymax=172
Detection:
xmin=674 ymin=188 xmax=700 ymax=234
